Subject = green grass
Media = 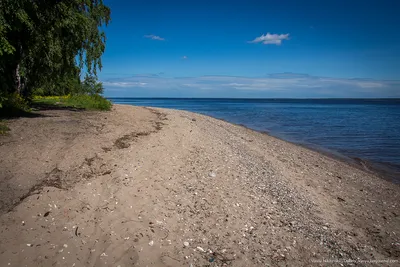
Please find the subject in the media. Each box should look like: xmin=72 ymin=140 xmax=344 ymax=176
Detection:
xmin=0 ymin=121 xmax=10 ymax=135
xmin=33 ymin=94 xmax=112 ymax=111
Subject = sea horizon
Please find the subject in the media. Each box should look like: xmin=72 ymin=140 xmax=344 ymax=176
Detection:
xmin=108 ymin=97 xmax=400 ymax=100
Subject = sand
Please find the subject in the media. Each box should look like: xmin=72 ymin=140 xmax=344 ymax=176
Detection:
xmin=0 ymin=104 xmax=399 ymax=267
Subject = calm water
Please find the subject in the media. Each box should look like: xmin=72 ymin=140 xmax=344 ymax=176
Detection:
xmin=109 ymin=98 xmax=400 ymax=181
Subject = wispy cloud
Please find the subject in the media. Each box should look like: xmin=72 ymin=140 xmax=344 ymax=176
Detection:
xmin=144 ymin=34 xmax=165 ymax=41
xmin=249 ymin=33 xmax=290 ymax=45
xmin=182 ymin=56 xmax=188 ymax=59
xmin=102 ymin=81 xmax=147 ymax=88
xmin=102 ymin=73 xmax=400 ymax=98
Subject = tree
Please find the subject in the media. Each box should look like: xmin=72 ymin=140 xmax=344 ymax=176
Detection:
xmin=0 ymin=0 xmax=111 ymax=99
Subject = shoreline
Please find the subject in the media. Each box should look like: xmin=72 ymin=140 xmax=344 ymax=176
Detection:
xmin=139 ymin=105 xmax=400 ymax=185
xmin=1 ymin=104 xmax=399 ymax=266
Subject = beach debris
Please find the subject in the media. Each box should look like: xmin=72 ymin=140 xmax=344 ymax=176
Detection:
xmin=43 ymin=211 xmax=51 ymax=217
xmin=63 ymin=244 xmax=68 ymax=248
xmin=100 ymin=252 xmax=108 ymax=257
xmin=196 ymin=246 xmax=205 ymax=252
xmin=102 ymin=170 xmax=111 ymax=175
xmin=26 ymin=244 xmax=33 ymax=247
xmin=21 ymin=221 xmax=25 ymax=226
xmin=75 ymin=226 xmax=80 ymax=237
xmin=209 ymin=257 xmax=215 ymax=262
xmin=208 ymin=172 xmax=216 ymax=178
xmin=183 ymin=241 xmax=189 ymax=247
xmin=149 ymin=240 xmax=154 ymax=246
xmin=337 ymin=197 xmax=346 ymax=202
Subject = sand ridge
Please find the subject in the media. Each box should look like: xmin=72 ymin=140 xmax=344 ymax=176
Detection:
xmin=0 ymin=104 xmax=399 ymax=266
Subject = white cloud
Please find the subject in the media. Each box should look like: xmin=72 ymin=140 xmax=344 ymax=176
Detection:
xmin=249 ymin=33 xmax=290 ymax=45
xmin=102 ymin=81 xmax=147 ymax=88
xmin=182 ymin=56 xmax=188 ymax=59
xmin=144 ymin=34 xmax=165 ymax=41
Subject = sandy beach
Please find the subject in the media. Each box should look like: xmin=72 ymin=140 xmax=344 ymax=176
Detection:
xmin=0 ymin=104 xmax=399 ymax=267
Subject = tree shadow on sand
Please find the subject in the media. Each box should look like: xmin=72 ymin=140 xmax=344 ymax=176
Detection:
xmin=0 ymin=104 xmax=85 ymax=119
xmin=0 ymin=107 xmax=44 ymax=119
xmin=31 ymin=103 xmax=85 ymax=112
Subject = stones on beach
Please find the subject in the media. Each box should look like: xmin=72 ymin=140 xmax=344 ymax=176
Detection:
xmin=183 ymin=241 xmax=190 ymax=247
xmin=148 ymin=240 xmax=154 ymax=246
xmin=196 ymin=246 xmax=205 ymax=252
xmin=208 ymin=172 xmax=216 ymax=178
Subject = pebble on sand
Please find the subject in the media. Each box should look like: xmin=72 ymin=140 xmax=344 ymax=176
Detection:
xmin=196 ymin=246 xmax=205 ymax=252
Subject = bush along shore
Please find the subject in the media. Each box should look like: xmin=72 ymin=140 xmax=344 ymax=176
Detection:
xmin=0 ymin=92 xmax=112 ymax=117
xmin=1 ymin=75 xmax=112 ymax=116
xmin=33 ymin=94 xmax=112 ymax=111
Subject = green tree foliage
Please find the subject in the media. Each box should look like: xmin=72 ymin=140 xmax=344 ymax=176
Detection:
xmin=0 ymin=0 xmax=111 ymax=101
xmin=82 ymin=74 xmax=105 ymax=95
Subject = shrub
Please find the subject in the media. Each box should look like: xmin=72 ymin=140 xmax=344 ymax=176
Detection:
xmin=0 ymin=92 xmax=31 ymax=116
xmin=33 ymin=94 xmax=112 ymax=111
xmin=81 ymin=75 xmax=105 ymax=95
xmin=65 ymin=94 xmax=112 ymax=110
xmin=0 ymin=122 xmax=10 ymax=135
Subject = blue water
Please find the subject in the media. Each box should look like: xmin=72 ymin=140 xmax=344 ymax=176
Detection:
xmin=110 ymin=98 xmax=400 ymax=180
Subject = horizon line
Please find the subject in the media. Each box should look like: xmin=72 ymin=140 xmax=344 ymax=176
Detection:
xmin=106 ymin=97 xmax=400 ymax=100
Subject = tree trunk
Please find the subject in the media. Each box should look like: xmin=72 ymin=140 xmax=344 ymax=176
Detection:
xmin=14 ymin=44 xmax=23 ymax=95
xmin=14 ymin=63 xmax=21 ymax=95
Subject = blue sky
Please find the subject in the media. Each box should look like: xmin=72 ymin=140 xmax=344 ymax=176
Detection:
xmin=101 ymin=0 xmax=400 ymax=98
